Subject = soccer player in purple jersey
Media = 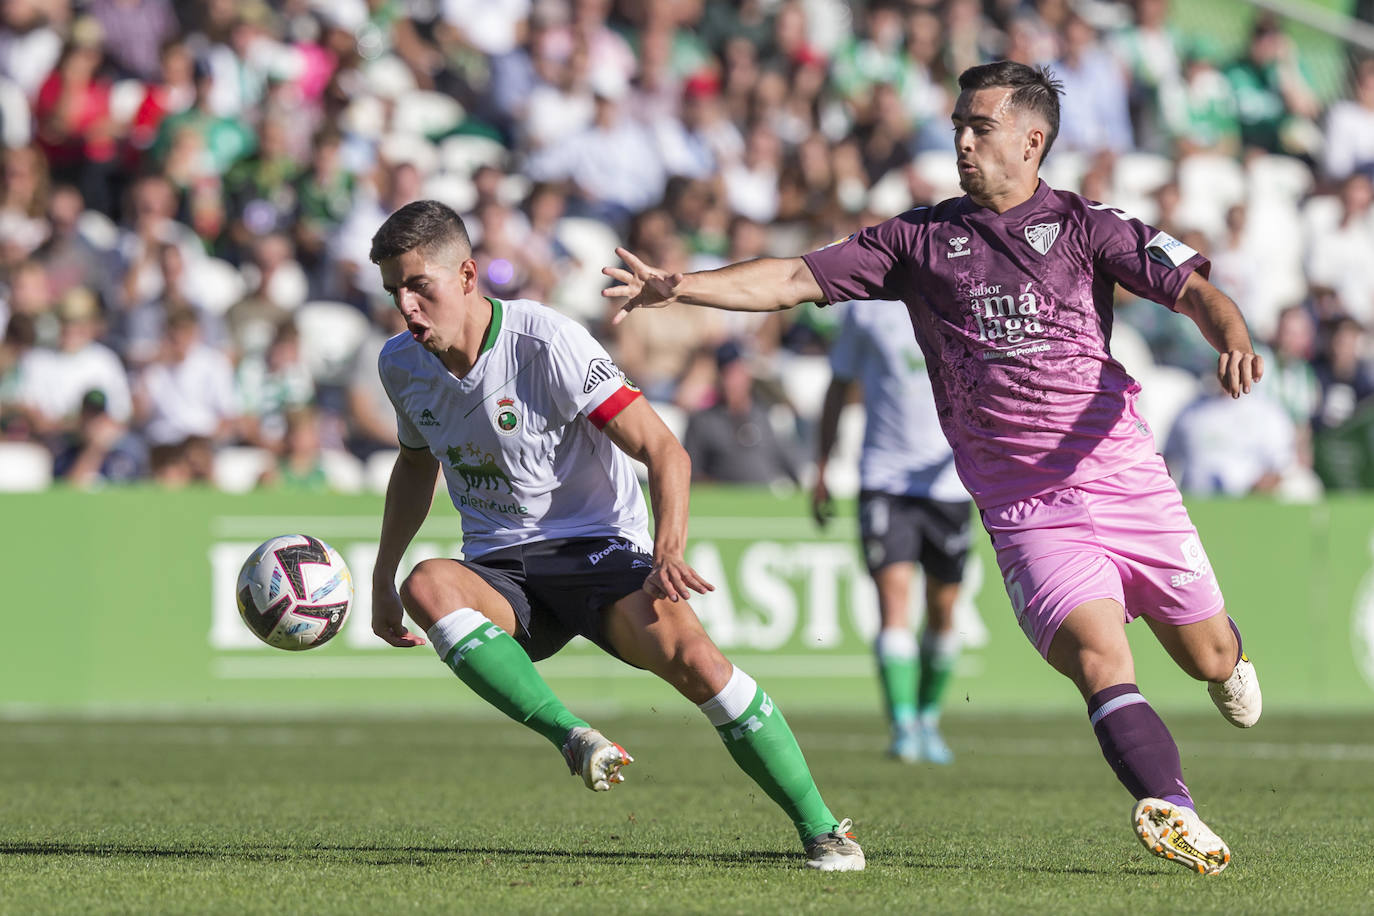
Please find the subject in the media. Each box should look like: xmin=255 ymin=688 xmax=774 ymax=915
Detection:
xmin=603 ymin=61 xmax=1263 ymax=876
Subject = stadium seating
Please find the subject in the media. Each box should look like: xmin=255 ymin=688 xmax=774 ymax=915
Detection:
xmin=211 ymin=446 xmax=274 ymax=494
xmin=392 ymin=89 xmax=465 ymax=139
xmin=0 ymin=441 xmax=53 ymax=492
xmin=320 ymin=449 xmax=366 ymax=493
xmin=364 ymin=448 xmax=401 ymax=494
xmin=553 ymin=216 xmax=622 ymax=325
xmin=292 ymin=301 xmax=372 ymax=387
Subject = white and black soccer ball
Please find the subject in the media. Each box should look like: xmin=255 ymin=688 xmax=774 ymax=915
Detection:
xmin=236 ymin=535 xmax=353 ymax=650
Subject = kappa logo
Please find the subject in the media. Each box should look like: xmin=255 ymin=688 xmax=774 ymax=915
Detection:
xmin=946 ymin=236 xmax=972 ymax=258
xmin=417 ymin=408 xmax=441 ymax=427
xmin=1024 ymin=222 xmax=1061 ymax=255
xmin=583 ymin=357 xmax=621 ymax=393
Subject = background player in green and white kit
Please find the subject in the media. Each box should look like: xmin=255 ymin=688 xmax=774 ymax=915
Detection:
xmin=366 ymin=200 xmax=863 ymax=871
xmin=813 ymin=299 xmax=973 ymax=764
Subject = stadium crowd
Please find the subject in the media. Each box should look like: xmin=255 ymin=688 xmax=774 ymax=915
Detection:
xmin=1 ymin=0 xmax=1372 ymax=495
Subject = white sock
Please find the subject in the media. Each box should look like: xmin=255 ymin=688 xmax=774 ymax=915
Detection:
xmin=697 ymin=666 xmax=758 ymax=727
xmin=426 ymin=607 xmax=490 ymax=663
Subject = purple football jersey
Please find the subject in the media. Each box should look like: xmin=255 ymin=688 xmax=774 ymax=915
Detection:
xmin=802 ymin=180 xmax=1209 ymax=508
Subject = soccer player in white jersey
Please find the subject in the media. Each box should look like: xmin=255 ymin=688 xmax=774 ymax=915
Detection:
xmin=813 ymin=299 xmax=973 ymax=765
xmin=367 ymin=200 xmax=863 ymax=871
xmin=603 ymin=62 xmax=1264 ymax=875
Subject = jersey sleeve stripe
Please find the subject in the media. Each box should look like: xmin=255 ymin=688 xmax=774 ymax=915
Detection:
xmin=587 ymin=385 xmax=642 ymax=429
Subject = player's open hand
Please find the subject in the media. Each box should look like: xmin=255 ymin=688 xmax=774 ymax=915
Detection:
xmin=372 ymin=582 xmax=427 ymax=647
xmin=645 ymin=554 xmax=715 ymax=603
xmin=1217 ymin=350 xmax=1264 ymax=398
xmin=602 ymin=247 xmax=683 ymax=325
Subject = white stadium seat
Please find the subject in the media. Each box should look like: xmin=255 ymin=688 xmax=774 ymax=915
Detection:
xmin=1246 ymin=154 xmax=1314 ymax=206
xmin=1109 ymin=321 xmax=1155 ymax=377
xmin=188 ymin=257 xmax=248 ymax=316
xmin=392 ymin=89 xmax=464 ymax=139
xmin=439 ymin=134 xmax=510 ymax=177
xmin=378 ymin=132 xmax=439 ymax=176
xmin=212 ymin=446 xmax=273 ymax=493
xmin=0 ymin=441 xmax=52 ymax=491
xmin=1134 ymin=365 xmax=1201 ymax=450
xmin=775 ymin=353 xmax=833 ymax=425
xmin=365 ymin=448 xmax=400 ymax=494
xmin=292 ymin=301 xmax=371 ymax=386
xmin=1112 ymin=151 xmax=1174 ymax=199
xmin=552 ymin=216 xmax=621 ymax=324
xmin=321 ymin=449 xmax=365 ymax=493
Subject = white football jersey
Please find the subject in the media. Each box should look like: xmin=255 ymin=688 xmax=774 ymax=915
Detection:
xmin=379 ymin=297 xmax=650 ymax=558
xmin=830 ymin=299 xmax=968 ymax=502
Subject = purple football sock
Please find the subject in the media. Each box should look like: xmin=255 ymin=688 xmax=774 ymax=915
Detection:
xmin=1228 ymin=617 xmax=1244 ymax=666
xmin=1087 ymin=683 xmax=1193 ymax=810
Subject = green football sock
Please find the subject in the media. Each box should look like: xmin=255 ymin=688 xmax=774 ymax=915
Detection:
xmin=917 ymin=629 xmax=959 ymax=720
xmin=699 ymin=667 xmax=837 ymax=844
xmin=875 ymin=628 xmax=918 ymax=727
xmin=431 ymin=608 xmax=588 ymax=749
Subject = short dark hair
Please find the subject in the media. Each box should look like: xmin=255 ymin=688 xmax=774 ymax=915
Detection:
xmin=368 ymin=199 xmax=473 ymax=265
xmin=957 ymin=60 xmax=1064 ymax=162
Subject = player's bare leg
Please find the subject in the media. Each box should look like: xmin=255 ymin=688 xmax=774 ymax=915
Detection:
xmin=398 ymin=559 xmax=626 ymax=790
xmin=604 ymin=590 xmax=864 ymax=871
xmin=1145 ymin=611 xmax=1261 ymax=727
xmin=871 ymin=562 xmax=918 ymax=760
xmin=917 ymin=576 xmax=960 ymax=764
xmin=1047 ymin=599 xmax=1229 ymax=874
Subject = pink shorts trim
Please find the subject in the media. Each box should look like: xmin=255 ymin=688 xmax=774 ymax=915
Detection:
xmin=981 ymin=455 xmax=1226 ymax=658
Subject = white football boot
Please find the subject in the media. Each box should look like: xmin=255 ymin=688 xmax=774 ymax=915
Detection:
xmin=561 ymin=727 xmax=633 ymax=792
xmin=1132 ymin=798 xmax=1231 ymax=875
xmin=1208 ymin=654 xmax=1262 ymax=728
xmin=803 ymin=818 xmax=866 ymax=871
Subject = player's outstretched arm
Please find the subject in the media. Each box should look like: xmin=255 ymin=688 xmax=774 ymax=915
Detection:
xmin=1174 ymin=271 xmax=1265 ymax=398
xmin=372 ymin=446 xmax=439 ymax=647
xmin=602 ymin=247 xmax=825 ymax=325
xmin=601 ymin=396 xmax=715 ymax=602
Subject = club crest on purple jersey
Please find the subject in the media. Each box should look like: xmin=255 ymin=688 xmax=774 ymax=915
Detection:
xmin=1024 ymin=222 xmax=1061 ymax=255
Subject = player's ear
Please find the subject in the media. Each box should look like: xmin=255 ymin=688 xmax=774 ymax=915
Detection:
xmin=1025 ymin=125 xmax=1045 ymax=163
xmin=460 ymin=257 xmax=479 ymax=293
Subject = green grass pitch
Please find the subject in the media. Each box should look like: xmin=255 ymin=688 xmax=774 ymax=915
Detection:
xmin=2 ymin=710 xmax=1372 ymax=915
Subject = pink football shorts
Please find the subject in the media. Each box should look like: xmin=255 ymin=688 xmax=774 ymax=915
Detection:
xmin=980 ymin=454 xmax=1226 ymax=658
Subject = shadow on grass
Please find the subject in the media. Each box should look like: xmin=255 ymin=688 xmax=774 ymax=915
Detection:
xmin=1 ymin=841 xmax=1162 ymax=875
xmin=0 ymin=841 xmax=800 ymax=868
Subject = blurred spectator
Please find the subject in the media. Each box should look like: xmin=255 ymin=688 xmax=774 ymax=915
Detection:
xmin=1163 ymin=51 xmax=1240 ymax=157
xmin=32 ymin=24 xmax=120 ymax=214
xmin=150 ymin=56 xmax=256 ymax=178
xmin=1054 ymin=12 xmax=1133 ymax=154
xmin=51 ymin=387 xmax=148 ymax=486
xmin=88 ymin=0 xmax=177 ymax=83
xmin=855 ymin=82 xmax=917 ymax=184
xmin=1110 ymin=0 xmax=1186 ymax=154
xmin=1323 ymin=57 xmax=1374 ymax=183
xmin=342 ymin=298 xmax=403 ymax=459
xmin=1 ymin=260 xmax=57 ymax=347
xmin=111 ymin=241 xmax=221 ymax=370
xmin=519 ymin=21 xmax=594 ymax=151
xmin=133 ymin=306 xmax=236 ymax=485
xmin=17 ymin=286 xmax=132 ymax=444
xmin=114 ymin=173 xmax=204 ymax=308
xmin=1262 ymin=304 xmax=1321 ymax=466
xmin=1224 ymin=16 xmax=1321 ymax=158
xmin=235 ymin=317 xmax=314 ymax=451
xmin=256 ymin=405 xmax=328 ymax=491
xmin=612 ymin=235 xmax=724 ymax=405
xmin=1163 ymin=376 xmax=1298 ymax=496
xmin=1304 ymin=173 xmax=1374 ymax=325
xmin=682 ymin=339 xmax=800 ymax=486
xmin=34 ymin=183 xmax=117 ymax=305
xmin=525 ymin=70 xmax=667 ymax=230
xmin=1207 ymin=204 xmax=1268 ymax=337
xmin=829 ymin=0 xmax=907 ymax=125
xmin=0 ymin=0 xmax=64 ymax=97
xmin=1311 ymin=315 xmax=1374 ymax=432
xmin=0 ymin=312 xmax=38 ymax=439
xmin=0 ymin=144 xmax=51 ymax=266
xmin=328 ymin=158 xmax=422 ymax=304
xmin=127 ymin=39 xmax=197 ymax=155
xmin=222 ymin=115 xmax=304 ymax=258
xmin=722 ymin=122 xmax=782 ymax=223
xmin=224 ymin=232 xmax=296 ymax=361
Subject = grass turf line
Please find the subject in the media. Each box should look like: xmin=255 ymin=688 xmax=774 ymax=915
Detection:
xmin=1 ymin=712 xmax=1373 ymax=915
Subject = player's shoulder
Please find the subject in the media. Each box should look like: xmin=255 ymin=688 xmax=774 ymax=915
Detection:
xmin=498 ymin=297 xmax=588 ymax=345
xmin=378 ymin=329 xmax=418 ymax=366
